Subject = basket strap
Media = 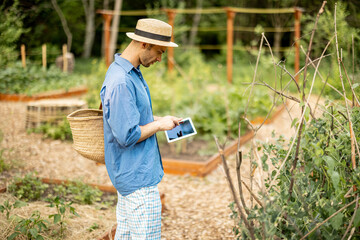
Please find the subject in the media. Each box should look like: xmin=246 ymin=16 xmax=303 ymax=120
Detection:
xmin=99 ymin=102 xmax=102 ymax=110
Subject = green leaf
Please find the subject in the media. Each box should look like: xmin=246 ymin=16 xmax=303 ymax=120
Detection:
xmin=54 ymin=214 xmax=61 ymax=224
xmin=354 ymin=209 xmax=360 ymax=228
xmin=328 ymin=170 xmax=340 ymax=191
xmin=60 ymin=206 xmax=65 ymax=214
xmin=329 ymin=212 xmax=343 ymax=230
xmin=353 ymin=83 xmax=359 ymax=89
xmin=291 ymin=118 xmax=298 ymax=128
xmin=323 ymin=156 xmax=335 ymax=171
xmin=7 ymin=232 xmax=20 ymax=240
xmin=36 ymin=235 xmax=44 ymax=240
xmin=29 ymin=228 xmax=38 ymax=238
xmin=13 ymin=200 xmax=27 ymax=209
xmin=314 ymin=157 xmax=322 ymax=167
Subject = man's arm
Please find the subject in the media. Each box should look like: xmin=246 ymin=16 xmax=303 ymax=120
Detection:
xmin=137 ymin=116 xmax=182 ymax=143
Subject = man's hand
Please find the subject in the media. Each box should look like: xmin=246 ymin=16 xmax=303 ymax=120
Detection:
xmin=138 ymin=115 xmax=182 ymax=143
xmin=155 ymin=116 xmax=182 ymax=131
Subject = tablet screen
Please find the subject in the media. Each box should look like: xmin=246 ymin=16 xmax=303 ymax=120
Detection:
xmin=165 ymin=118 xmax=197 ymax=143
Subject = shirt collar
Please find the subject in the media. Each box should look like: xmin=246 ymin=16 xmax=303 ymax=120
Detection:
xmin=114 ymin=53 xmax=141 ymax=73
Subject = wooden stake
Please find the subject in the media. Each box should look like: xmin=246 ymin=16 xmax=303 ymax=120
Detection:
xmin=62 ymin=44 xmax=68 ymax=72
xmin=294 ymin=7 xmax=302 ymax=82
xmin=101 ymin=13 xmax=113 ymax=68
xmin=21 ymin=44 xmax=26 ymax=68
xmin=42 ymin=44 xmax=47 ymax=70
xmin=226 ymin=8 xmax=235 ymax=84
xmin=165 ymin=9 xmax=176 ymax=72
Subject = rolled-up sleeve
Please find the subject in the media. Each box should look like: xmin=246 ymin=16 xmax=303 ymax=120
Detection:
xmin=106 ymin=83 xmax=141 ymax=148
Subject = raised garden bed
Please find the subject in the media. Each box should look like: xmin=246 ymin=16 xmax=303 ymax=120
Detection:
xmin=159 ymin=103 xmax=287 ymax=176
xmin=0 ymin=177 xmax=166 ymax=240
xmin=0 ymin=86 xmax=88 ymax=102
xmin=0 ymin=177 xmax=165 ymax=207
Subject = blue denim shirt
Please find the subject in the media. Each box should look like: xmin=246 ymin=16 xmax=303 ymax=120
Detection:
xmin=100 ymin=54 xmax=163 ymax=196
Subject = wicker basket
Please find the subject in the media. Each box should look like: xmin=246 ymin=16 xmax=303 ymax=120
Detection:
xmin=67 ymin=109 xmax=105 ymax=163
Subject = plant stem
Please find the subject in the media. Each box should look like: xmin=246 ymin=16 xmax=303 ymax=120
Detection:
xmin=244 ymin=35 xmax=264 ymax=118
xmin=288 ymin=1 xmax=327 ymax=199
xmin=214 ymin=136 xmax=256 ymax=239
xmin=235 ymin=123 xmax=248 ymax=214
xmin=341 ymin=194 xmax=359 ymax=240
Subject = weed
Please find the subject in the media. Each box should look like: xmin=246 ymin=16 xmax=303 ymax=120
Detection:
xmin=46 ymin=196 xmax=79 ymax=238
xmin=8 ymin=211 xmax=48 ymax=240
xmin=27 ymin=118 xmax=72 ymax=141
xmin=87 ymin=222 xmax=99 ymax=232
xmin=66 ymin=180 xmax=103 ymax=205
xmin=0 ymin=199 xmax=27 ymax=220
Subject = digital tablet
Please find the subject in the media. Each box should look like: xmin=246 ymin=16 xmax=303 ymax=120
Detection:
xmin=165 ymin=117 xmax=197 ymax=143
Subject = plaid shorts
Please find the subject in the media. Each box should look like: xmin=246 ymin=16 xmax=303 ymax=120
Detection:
xmin=114 ymin=185 xmax=162 ymax=240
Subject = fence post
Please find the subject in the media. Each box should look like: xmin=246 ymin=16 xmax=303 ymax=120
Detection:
xmin=62 ymin=44 xmax=68 ymax=72
xmin=103 ymin=13 xmax=113 ymax=68
xmin=226 ymin=8 xmax=236 ymax=84
xmin=42 ymin=44 xmax=47 ymax=70
xmin=294 ymin=7 xmax=302 ymax=82
xmin=21 ymin=44 xmax=26 ymax=68
xmin=165 ymin=9 xmax=176 ymax=72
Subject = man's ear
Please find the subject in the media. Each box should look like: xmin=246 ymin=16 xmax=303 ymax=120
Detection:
xmin=140 ymin=42 xmax=147 ymax=49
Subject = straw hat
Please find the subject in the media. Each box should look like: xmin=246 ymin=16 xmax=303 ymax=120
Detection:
xmin=126 ymin=18 xmax=178 ymax=47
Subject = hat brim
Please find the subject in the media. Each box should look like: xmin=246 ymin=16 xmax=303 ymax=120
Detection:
xmin=126 ymin=32 xmax=178 ymax=47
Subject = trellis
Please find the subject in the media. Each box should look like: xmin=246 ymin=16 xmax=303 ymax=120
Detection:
xmin=97 ymin=7 xmax=304 ymax=83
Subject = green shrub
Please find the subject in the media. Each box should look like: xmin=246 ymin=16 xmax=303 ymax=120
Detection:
xmin=0 ymin=0 xmax=28 ymax=68
xmin=8 ymin=211 xmax=48 ymax=240
xmin=65 ymin=181 xmax=103 ymax=205
xmin=46 ymin=196 xmax=79 ymax=238
xmin=8 ymin=172 xmax=49 ymax=201
xmin=230 ymin=105 xmax=360 ymax=239
xmin=0 ymin=63 xmax=84 ymax=95
xmin=28 ymin=118 xmax=72 ymax=141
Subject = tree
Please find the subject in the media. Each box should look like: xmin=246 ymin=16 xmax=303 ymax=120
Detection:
xmin=0 ymin=0 xmax=27 ymax=68
xmin=188 ymin=0 xmax=203 ymax=46
xmin=109 ymin=0 xmax=123 ymax=60
xmin=51 ymin=0 xmax=72 ymax=52
xmin=82 ymin=0 xmax=95 ymax=58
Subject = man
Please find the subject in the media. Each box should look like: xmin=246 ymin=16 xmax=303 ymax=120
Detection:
xmin=100 ymin=18 xmax=181 ymax=239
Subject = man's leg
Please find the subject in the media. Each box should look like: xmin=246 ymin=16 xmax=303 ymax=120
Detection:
xmin=126 ymin=185 xmax=162 ymax=240
xmin=114 ymin=191 xmax=131 ymax=240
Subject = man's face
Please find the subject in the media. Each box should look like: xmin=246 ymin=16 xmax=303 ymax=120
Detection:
xmin=139 ymin=43 xmax=167 ymax=68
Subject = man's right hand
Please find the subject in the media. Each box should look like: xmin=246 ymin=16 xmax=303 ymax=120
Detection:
xmin=156 ymin=116 xmax=182 ymax=131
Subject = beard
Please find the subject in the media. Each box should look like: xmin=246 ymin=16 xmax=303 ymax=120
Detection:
xmin=140 ymin=51 xmax=156 ymax=68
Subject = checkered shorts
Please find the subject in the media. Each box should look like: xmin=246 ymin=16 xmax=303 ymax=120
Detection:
xmin=114 ymin=185 xmax=162 ymax=240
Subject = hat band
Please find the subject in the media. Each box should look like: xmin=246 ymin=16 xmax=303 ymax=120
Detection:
xmin=134 ymin=29 xmax=171 ymax=42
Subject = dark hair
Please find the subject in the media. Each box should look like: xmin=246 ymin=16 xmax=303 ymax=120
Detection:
xmin=133 ymin=40 xmax=153 ymax=49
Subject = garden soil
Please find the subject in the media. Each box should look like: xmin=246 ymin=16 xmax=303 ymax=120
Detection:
xmin=0 ymin=96 xmax=324 ymax=239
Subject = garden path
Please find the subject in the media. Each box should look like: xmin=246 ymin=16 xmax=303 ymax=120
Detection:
xmin=0 ymin=95 xmax=324 ymax=239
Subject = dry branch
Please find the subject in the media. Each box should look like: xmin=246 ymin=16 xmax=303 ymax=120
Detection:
xmin=235 ymin=123 xmax=248 ymax=214
xmin=340 ymin=61 xmax=360 ymax=106
xmin=241 ymin=180 xmax=263 ymax=208
xmin=258 ymin=82 xmax=300 ymax=103
xmin=244 ymin=35 xmax=264 ymax=118
xmin=334 ymin=3 xmax=360 ymax=165
xmin=288 ymin=1 xmax=327 ymax=199
xmin=214 ymin=136 xmax=256 ymax=239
